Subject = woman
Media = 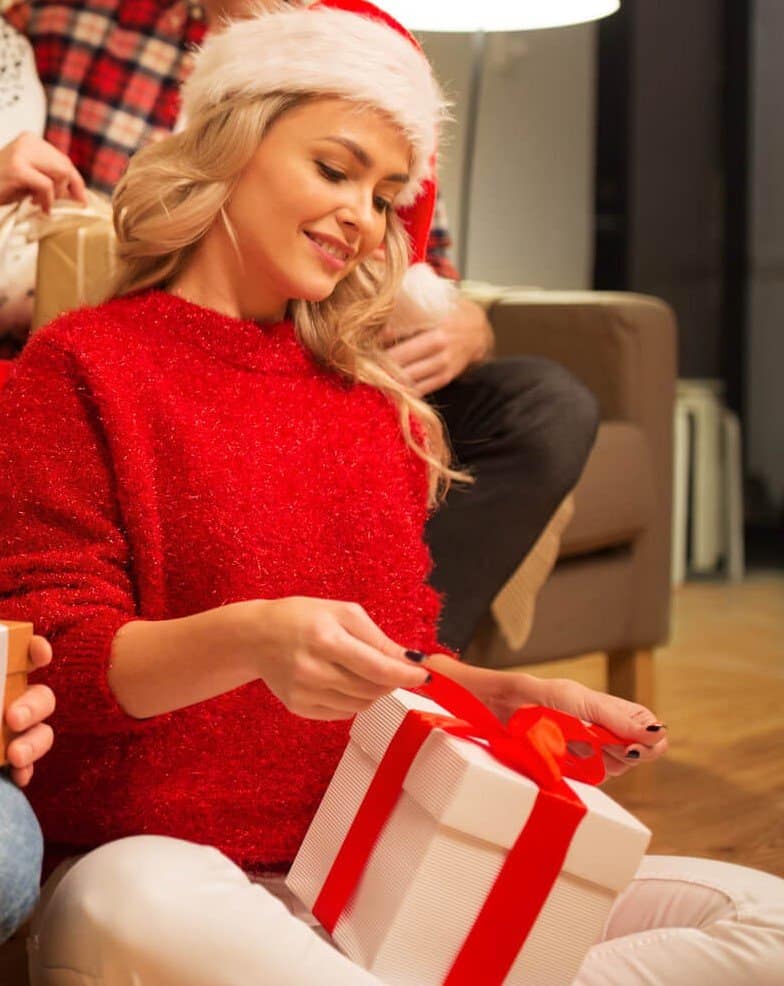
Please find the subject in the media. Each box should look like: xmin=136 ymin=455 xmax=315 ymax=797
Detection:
xmin=0 ymin=3 xmax=780 ymax=984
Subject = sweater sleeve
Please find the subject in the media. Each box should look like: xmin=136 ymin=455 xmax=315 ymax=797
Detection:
xmin=0 ymin=333 xmax=153 ymax=735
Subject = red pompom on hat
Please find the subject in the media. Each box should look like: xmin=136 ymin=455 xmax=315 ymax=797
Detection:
xmin=181 ymin=0 xmax=459 ymax=327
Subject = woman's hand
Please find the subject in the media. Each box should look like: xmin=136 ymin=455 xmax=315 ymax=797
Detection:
xmin=253 ymin=597 xmax=429 ymax=721
xmin=419 ymin=658 xmax=668 ymax=778
xmin=0 ymin=132 xmax=87 ymax=212
xmin=5 ymin=634 xmax=56 ymax=788
xmin=109 ymin=598 xmax=429 ymax=721
xmin=525 ymin=676 xmax=667 ymax=777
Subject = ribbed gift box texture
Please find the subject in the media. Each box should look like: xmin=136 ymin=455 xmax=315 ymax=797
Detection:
xmin=287 ymin=688 xmax=651 ymax=985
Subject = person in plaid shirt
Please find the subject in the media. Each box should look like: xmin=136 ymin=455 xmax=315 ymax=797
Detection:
xmin=0 ymin=0 xmax=598 ymax=656
xmin=2 ymin=0 xmax=212 ymax=196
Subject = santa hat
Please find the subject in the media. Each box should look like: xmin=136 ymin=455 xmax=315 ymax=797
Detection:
xmin=181 ymin=0 xmax=459 ymax=327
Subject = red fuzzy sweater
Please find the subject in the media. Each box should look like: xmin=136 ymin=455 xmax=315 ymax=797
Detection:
xmin=0 ymin=291 xmax=444 ymax=870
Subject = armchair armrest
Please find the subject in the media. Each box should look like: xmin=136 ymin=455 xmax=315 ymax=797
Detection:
xmin=485 ymin=291 xmax=677 ymax=658
xmin=486 ymin=291 xmax=677 ymax=499
xmin=487 ymin=291 xmax=676 ymax=420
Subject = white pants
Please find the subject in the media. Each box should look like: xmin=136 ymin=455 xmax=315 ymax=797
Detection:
xmin=27 ymin=836 xmax=784 ymax=985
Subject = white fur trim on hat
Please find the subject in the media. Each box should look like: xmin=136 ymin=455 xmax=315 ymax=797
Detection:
xmin=386 ymin=261 xmax=459 ymax=336
xmin=181 ymin=5 xmax=448 ymax=206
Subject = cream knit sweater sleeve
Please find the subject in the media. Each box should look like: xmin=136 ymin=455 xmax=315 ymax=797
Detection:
xmin=0 ymin=17 xmax=46 ymax=334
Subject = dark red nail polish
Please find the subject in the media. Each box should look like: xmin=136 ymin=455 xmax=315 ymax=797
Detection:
xmin=625 ymin=749 xmax=640 ymax=759
xmin=646 ymin=723 xmax=665 ymax=732
xmin=405 ymin=649 xmax=426 ymax=663
xmin=424 ymin=674 xmax=432 ymax=685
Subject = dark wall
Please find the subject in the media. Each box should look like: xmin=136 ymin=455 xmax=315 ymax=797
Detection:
xmin=629 ymin=0 xmax=725 ymax=380
xmin=747 ymin=0 xmax=784 ymax=516
xmin=594 ymin=0 xmax=740 ymax=385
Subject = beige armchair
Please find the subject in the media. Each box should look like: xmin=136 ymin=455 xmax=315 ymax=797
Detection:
xmin=463 ymin=290 xmax=677 ymax=707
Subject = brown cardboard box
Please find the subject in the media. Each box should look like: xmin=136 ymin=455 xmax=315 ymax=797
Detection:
xmin=1 ymin=621 xmax=33 ymax=765
xmin=32 ymin=218 xmax=117 ymax=332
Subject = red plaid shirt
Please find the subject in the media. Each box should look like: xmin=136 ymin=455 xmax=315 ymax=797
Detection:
xmin=2 ymin=0 xmax=458 ymax=276
xmin=3 ymin=1 xmax=206 ymax=195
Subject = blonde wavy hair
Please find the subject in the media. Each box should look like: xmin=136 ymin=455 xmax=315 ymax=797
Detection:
xmin=112 ymin=92 xmax=469 ymax=505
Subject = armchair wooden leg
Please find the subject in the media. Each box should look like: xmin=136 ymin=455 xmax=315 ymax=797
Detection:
xmin=606 ymin=648 xmax=655 ymax=707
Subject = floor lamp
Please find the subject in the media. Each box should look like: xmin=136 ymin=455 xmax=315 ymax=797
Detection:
xmin=380 ymin=1 xmax=621 ymax=274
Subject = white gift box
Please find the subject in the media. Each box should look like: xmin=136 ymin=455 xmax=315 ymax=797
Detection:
xmin=287 ymin=688 xmax=651 ymax=986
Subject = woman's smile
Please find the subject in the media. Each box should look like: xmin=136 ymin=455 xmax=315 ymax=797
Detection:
xmin=303 ymin=230 xmax=354 ymax=270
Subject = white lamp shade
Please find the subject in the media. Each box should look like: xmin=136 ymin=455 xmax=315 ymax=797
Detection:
xmin=376 ymin=1 xmax=620 ymax=32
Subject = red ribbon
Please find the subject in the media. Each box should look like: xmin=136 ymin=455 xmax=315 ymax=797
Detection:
xmin=313 ymin=671 xmax=625 ymax=984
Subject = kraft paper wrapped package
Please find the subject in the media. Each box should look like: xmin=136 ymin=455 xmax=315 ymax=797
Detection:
xmin=0 ymin=621 xmax=33 ymax=765
xmin=32 ymin=212 xmax=116 ymax=332
xmin=287 ymin=677 xmax=651 ymax=986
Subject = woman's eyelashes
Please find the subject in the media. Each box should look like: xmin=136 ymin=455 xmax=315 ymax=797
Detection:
xmin=315 ymin=161 xmax=392 ymax=214
xmin=316 ymin=160 xmax=345 ymax=183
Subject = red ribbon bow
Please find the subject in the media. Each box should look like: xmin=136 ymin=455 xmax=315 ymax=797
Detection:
xmin=420 ymin=669 xmax=623 ymax=787
xmin=313 ymin=670 xmax=626 ymax=985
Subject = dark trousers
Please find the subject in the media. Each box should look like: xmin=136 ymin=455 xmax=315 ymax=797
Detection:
xmin=425 ymin=356 xmax=599 ymax=653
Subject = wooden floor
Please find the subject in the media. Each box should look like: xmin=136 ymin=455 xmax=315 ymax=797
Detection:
xmin=523 ymin=572 xmax=784 ymax=877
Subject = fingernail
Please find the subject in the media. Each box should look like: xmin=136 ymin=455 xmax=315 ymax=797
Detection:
xmin=625 ymin=748 xmax=641 ymax=759
xmin=405 ymin=649 xmax=426 ymax=663
xmin=424 ymin=674 xmax=432 ymax=685
xmin=646 ymin=723 xmax=666 ymax=732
